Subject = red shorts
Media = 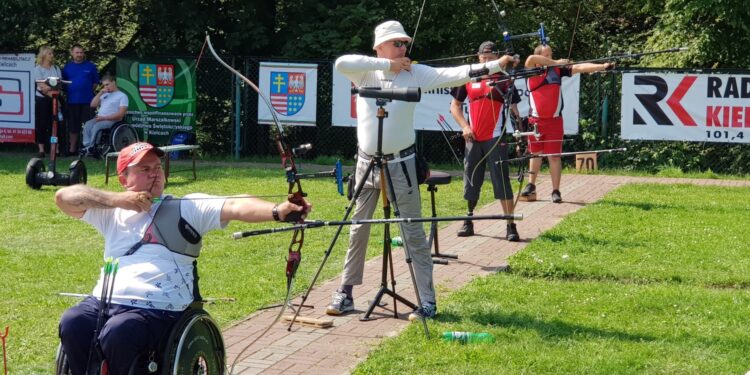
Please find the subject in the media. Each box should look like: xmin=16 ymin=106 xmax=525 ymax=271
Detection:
xmin=527 ymin=117 xmax=563 ymax=154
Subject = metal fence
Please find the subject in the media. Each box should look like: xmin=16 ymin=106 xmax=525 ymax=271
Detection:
xmin=188 ymin=56 xmax=750 ymax=174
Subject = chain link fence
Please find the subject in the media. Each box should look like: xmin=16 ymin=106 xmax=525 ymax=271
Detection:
xmin=7 ymin=50 xmax=744 ymax=175
xmin=194 ymin=57 xmax=748 ymax=175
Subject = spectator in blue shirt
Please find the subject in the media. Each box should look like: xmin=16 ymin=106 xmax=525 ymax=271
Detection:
xmin=62 ymin=44 xmax=99 ymax=155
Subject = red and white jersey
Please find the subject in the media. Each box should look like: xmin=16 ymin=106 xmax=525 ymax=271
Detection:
xmin=527 ymin=66 xmax=571 ymax=118
xmin=451 ymin=74 xmax=520 ymax=142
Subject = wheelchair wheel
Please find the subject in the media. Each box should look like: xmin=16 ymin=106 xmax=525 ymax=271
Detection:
xmin=92 ymin=128 xmax=113 ymax=159
xmin=55 ymin=344 xmax=71 ymax=375
xmin=111 ymin=124 xmax=139 ymax=152
xmin=163 ymin=309 xmax=225 ymax=375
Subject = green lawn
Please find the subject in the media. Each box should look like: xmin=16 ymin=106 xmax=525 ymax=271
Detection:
xmin=355 ymin=183 xmax=750 ymax=375
xmin=0 ymin=152 xmax=492 ymax=374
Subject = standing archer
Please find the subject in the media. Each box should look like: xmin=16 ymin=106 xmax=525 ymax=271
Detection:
xmin=521 ymin=44 xmax=613 ymax=203
xmin=449 ymin=41 xmax=520 ymax=241
xmin=329 ymin=20 xmax=509 ymax=321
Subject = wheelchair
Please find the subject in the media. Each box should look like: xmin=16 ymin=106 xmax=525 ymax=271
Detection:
xmin=55 ymin=301 xmax=225 ymax=375
xmin=89 ymin=121 xmax=139 ymax=158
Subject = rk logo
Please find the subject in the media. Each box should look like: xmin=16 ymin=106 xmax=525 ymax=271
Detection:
xmin=632 ymin=75 xmax=696 ymax=126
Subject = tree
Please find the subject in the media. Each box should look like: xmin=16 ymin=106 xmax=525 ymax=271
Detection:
xmin=643 ymin=0 xmax=750 ymax=68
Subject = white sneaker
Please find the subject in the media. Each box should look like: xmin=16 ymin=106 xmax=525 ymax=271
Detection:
xmin=325 ymin=291 xmax=354 ymax=315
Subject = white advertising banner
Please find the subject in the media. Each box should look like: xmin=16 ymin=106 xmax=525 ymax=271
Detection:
xmin=332 ymin=68 xmax=580 ymax=135
xmin=0 ymin=53 xmax=36 ymax=143
xmin=621 ymin=72 xmax=750 ymax=143
xmin=258 ymin=62 xmax=318 ymax=126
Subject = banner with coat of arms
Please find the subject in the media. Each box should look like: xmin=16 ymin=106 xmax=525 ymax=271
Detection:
xmin=116 ymin=57 xmax=197 ymax=145
xmin=258 ymin=62 xmax=318 ymax=126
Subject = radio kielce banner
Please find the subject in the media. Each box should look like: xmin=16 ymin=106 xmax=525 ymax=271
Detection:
xmin=0 ymin=53 xmax=36 ymax=143
xmin=116 ymin=57 xmax=197 ymax=146
xmin=621 ymin=72 xmax=749 ymax=144
xmin=332 ymin=69 xmax=580 ymax=135
xmin=258 ymin=62 xmax=318 ymax=126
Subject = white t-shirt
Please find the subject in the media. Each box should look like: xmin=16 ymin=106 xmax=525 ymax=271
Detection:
xmin=97 ymin=90 xmax=128 ymax=117
xmin=334 ymin=55 xmax=502 ymax=155
xmin=82 ymin=194 xmax=226 ymax=311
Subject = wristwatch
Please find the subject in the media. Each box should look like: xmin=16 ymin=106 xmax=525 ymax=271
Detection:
xmin=272 ymin=204 xmax=281 ymax=222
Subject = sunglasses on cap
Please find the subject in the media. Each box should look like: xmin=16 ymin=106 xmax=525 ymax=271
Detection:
xmin=392 ymin=40 xmax=409 ymax=48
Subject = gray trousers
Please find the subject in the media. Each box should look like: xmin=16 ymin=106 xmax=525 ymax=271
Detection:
xmin=82 ymin=119 xmax=116 ymax=147
xmin=341 ymin=154 xmax=435 ymax=305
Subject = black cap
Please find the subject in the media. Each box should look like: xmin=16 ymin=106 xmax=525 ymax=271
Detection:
xmin=477 ymin=41 xmax=498 ymax=54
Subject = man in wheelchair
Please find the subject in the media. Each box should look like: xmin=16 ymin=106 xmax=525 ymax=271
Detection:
xmin=55 ymin=142 xmax=310 ymax=375
xmin=80 ymin=74 xmax=128 ymax=157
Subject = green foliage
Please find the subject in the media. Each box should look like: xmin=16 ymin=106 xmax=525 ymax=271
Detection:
xmin=643 ymin=0 xmax=750 ymax=68
xmin=277 ymin=0 xmax=386 ymax=58
xmin=3 ymin=0 xmax=750 ymax=171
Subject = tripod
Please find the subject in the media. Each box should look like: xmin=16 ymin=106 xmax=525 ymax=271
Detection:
xmin=286 ymin=98 xmax=430 ymax=338
xmin=360 ymin=136 xmax=417 ymax=322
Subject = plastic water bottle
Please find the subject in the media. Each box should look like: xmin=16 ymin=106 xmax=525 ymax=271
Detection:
xmin=390 ymin=236 xmax=403 ymax=247
xmin=379 ymin=236 xmax=403 ymax=247
xmin=441 ymin=331 xmax=495 ymax=344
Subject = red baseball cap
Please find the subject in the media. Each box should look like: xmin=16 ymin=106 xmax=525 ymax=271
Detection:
xmin=117 ymin=142 xmax=165 ymax=175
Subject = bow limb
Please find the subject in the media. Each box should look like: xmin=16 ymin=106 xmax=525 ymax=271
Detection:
xmin=205 ymin=36 xmax=285 ymax=139
xmin=566 ymin=2 xmax=583 ymax=60
xmin=408 ymin=0 xmax=428 ymax=56
xmin=206 ymin=34 xmax=305 ymax=374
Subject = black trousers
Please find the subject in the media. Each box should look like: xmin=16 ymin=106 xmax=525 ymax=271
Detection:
xmin=59 ymin=297 xmax=182 ymax=375
xmin=34 ymin=96 xmax=53 ymax=145
xmin=66 ymin=103 xmax=93 ymax=150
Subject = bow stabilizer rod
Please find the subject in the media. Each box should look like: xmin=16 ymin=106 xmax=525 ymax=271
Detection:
xmin=233 ymin=213 xmax=523 ymax=239
xmin=499 ymin=147 xmax=627 ymax=164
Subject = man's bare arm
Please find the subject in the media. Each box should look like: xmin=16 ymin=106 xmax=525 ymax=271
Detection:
xmin=450 ymin=99 xmax=473 ymax=142
xmin=55 ymin=185 xmax=151 ymax=218
xmin=220 ymin=196 xmax=308 ymax=223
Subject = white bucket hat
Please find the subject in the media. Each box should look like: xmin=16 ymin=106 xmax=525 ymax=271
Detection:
xmin=373 ymin=20 xmax=412 ymax=49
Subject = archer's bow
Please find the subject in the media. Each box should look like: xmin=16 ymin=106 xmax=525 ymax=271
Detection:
xmin=205 ymin=34 xmax=308 ymax=374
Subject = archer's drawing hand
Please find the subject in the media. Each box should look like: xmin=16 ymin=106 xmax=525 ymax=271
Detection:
xmin=119 ymin=191 xmax=153 ymax=212
xmin=390 ymin=57 xmax=412 ymax=73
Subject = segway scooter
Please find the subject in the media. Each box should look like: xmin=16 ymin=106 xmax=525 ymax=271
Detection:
xmin=25 ymin=77 xmax=87 ymax=189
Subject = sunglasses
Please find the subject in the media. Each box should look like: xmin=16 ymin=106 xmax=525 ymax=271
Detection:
xmin=392 ymin=40 xmax=409 ymax=48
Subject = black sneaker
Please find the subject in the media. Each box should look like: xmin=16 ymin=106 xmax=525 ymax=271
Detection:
xmin=506 ymin=223 xmax=520 ymax=242
xmin=551 ymin=190 xmax=562 ymax=203
xmin=520 ymin=183 xmax=536 ymax=201
xmin=457 ymin=220 xmax=474 ymax=237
